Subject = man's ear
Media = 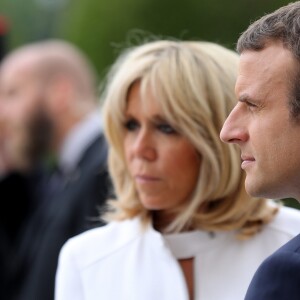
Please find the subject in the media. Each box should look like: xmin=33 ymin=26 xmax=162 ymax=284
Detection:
xmin=46 ymin=75 xmax=74 ymax=115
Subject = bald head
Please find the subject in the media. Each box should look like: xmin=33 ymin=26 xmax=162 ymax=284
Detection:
xmin=0 ymin=40 xmax=100 ymax=166
xmin=2 ymin=39 xmax=99 ymax=103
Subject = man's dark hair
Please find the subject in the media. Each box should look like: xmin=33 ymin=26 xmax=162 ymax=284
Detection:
xmin=237 ymin=1 xmax=300 ymax=119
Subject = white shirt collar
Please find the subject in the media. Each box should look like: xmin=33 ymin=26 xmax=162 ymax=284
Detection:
xmin=163 ymin=230 xmax=228 ymax=259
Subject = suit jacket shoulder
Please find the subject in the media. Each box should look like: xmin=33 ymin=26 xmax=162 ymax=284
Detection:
xmin=245 ymin=210 xmax=300 ymax=300
xmin=77 ymin=133 xmax=107 ymax=173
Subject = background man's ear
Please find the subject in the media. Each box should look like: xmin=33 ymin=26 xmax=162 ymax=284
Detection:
xmin=45 ymin=75 xmax=75 ymax=115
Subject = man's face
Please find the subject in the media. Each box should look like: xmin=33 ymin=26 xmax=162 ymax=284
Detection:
xmin=220 ymin=42 xmax=300 ymax=200
xmin=0 ymin=56 xmax=53 ymax=172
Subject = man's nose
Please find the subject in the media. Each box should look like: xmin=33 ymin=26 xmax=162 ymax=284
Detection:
xmin=220 ymin=106 xmax=248 ymax=144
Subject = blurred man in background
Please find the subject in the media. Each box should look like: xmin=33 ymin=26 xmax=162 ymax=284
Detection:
xmin=0 ymin=14 xmax=37 ymax=299
xmin=0 ymin=40 xmax=110 ymax=300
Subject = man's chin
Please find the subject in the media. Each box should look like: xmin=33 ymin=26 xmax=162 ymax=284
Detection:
xmin=245 ymin=177 xmax=264 ymax=198
xmin=245 ymin=178 xmax=283 ymax=199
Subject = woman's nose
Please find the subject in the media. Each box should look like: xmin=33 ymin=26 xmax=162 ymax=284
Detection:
xmin=132 ymin=130 xmax=156 ymax=161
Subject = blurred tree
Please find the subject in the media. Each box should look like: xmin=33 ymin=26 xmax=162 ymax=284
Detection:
xmin=282 ymin=198 xmax=300 ymax=210
xmin=0 ymin=0 xmax=67 ymax=45
xmin=0 ymin=0 xmax=293 ymax=78
xmin=56 ymin=0 xmax=291 ymax=78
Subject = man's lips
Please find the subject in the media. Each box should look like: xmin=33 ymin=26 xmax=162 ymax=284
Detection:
xmin=241 ymin=155 xmax=255 ymax=169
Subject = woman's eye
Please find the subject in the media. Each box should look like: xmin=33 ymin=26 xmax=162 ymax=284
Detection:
xmin=157 ymin=123 xmax=177 ymax=134
xmin=124 ymin=119 xmax=139 ymax=131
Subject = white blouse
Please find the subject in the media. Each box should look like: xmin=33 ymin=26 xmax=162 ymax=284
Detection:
xmin=55 ymin=206 xmax=300 ymax=300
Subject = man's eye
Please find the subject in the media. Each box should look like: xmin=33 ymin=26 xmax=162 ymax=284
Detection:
xmin=245 ymin=101 xmax=258 ymax=110
xmin=157 ymin=123 xmax=177 ymax=134
xmin=124 ymin=119 xmax=139 ymax=131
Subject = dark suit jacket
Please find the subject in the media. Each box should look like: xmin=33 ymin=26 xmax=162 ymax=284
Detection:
xmin=245 ymin=233 xmax=300 ymax=300
xmin=0 ymin=172 xmax=34 ymax=297
xmin=0 ymin=172 xmax=33 ymax=243
xmin=7 ymin=134 xmax=111 ymax=300
xmin=0 ymin=170 xmax=46 ymax=300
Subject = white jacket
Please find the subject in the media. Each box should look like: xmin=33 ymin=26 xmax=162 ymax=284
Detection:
xmin=55 ymin=206 xmax=300 ymax=300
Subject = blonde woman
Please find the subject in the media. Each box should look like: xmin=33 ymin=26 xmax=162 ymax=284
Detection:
xmin=55 ymin=40 xmax=300 ymax=300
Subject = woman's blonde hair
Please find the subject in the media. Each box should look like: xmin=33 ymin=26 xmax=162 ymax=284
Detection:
xmin=101 ymin=40 xmax=278 ymax=239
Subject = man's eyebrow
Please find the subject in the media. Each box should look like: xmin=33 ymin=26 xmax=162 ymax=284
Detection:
xmin=238 ymin=94 xmax=252 ymax=103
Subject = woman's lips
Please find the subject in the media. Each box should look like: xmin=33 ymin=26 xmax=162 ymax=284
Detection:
xmin=135 ymin=174 xmax=160 ymax=183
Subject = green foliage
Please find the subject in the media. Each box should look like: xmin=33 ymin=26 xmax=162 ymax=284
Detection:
xmin=282 ymin=198 xmax=300 ymax=210
xmin=56 ymin=0 xmax=291 ymax=78
xmin=0 ymin=0 xmax=60 ymax=45
xmin=0 ymin=0 xmax=293 ymax=79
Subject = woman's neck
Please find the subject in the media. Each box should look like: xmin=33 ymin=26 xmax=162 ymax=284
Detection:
xmin=152 ymin=210 xmax=176 ymax=232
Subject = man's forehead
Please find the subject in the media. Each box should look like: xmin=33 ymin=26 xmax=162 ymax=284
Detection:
xmin=235 ymin=45 xmax=295 ymax=104
xmin=239 ymin=43 xmax=295 ymax=71
xmin=238 ymin=48 xmax=293 ymax=92
xmin=1 ymin=49 xmax=40 ymax=74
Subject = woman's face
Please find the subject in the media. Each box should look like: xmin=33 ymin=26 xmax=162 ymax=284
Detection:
xmin=124 ymin=81 xmax=200 ymax=216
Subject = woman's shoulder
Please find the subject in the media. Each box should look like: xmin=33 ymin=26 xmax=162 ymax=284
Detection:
xmin=59 ymin=217 xmax=143 ymax=269
xmin=266 ymin=204 xmax=300 ymax=237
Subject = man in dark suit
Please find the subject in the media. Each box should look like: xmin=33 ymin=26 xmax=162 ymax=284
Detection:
xmin=220 ymin=2 xmax=300 ymax=299
xmin=0 ymin=40 xmax=110 ymax=300
xmin=0 ymin=172 xmax=36 ymax=297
